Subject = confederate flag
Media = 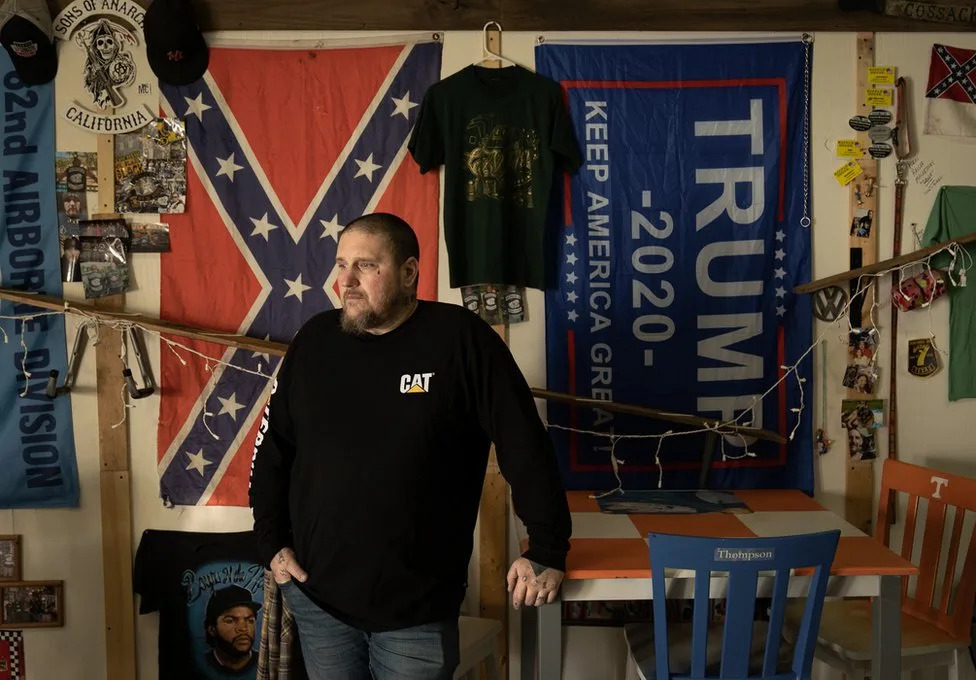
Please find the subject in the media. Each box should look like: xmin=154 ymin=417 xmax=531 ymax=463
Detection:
xmin=924 ymin=43 xmax=976 ymax=138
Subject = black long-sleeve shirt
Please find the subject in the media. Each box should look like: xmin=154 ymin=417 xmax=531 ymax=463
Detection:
xmin=249 ymin=301 xmax=571 ymax=632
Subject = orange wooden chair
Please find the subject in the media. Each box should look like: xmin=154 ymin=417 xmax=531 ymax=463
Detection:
xmin=787 ymin=459 xmax=976 ymax=680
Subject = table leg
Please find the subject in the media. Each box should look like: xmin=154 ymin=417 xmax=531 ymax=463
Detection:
xmin=537 ymin=600 xmax=562 ymax=680
xmin=872 ymin=575 xmax=901 ymax=680
xmin=698 ymin=432 xmax=719 ymax=489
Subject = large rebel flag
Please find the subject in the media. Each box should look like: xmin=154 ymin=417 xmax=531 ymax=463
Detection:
xmin=156 ymin=40 xmax=443 ymax=506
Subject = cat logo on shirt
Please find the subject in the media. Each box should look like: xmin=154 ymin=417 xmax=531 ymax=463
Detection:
xmin=400 ymin=372 xmax=434 ymax=394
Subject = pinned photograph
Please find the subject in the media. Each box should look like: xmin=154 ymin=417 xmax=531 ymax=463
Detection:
xmin=0 ymin=537 xmax=21 ymax=582
xmin=843 ymin=364 xmax=878 ymax=394
xmin=849 ymin=208 xmax=874 ymax=238
xmin=847 ymin=426 xmax=877 ymax=462
xmin=57 ymin=189 xmax=88 ymax=235
xmin=78 ymin=236 xmax=131 ymax=299
xmin=0 ymin=581 xmax=63 ymax=628
xmin=55 ymin=151 xmax=98 ymax=193
xmin=841 ymin=399 xmax=884 ymax=431
xmin=848 ymin=328 xmax=878 ymax=366
xmin=81 ymin=261 xmax=130 ymax=299
xmin=129 ymin=221 xmax=171 ymax=252
xmin=115 ymin=118 xmax=187 ymax=214
xmin=78 ymin=218 xmax=129 ymax=241
xmin=60 ymin=236 xmax=83 ymax=283
xmin=841 ymin=395 xmax=880 ymax=462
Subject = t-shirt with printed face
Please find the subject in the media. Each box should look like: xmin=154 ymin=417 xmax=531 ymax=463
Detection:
xmin=134 ymin=529 xmax=264 ymax=680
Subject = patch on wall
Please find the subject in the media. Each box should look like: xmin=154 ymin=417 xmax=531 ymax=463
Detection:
xmin=52 ymin=0 xmax=157 ymax=134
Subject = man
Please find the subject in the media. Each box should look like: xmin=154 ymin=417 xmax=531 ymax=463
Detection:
xmin=62 ymin=192 xmax=82 ymax=220
xmin=249 ymin=212 xmax=571 ymax=679
xmin=203 ymin=585 xmax=261 ymax=675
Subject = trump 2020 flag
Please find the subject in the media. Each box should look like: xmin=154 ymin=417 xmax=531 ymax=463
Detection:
xmin=537 ymin=40 xmax=813 ymax=493
xmin=924 ymin=43 xmax=976 ymax=138
xmin=156 ymin=40 xmax=442 ymax=506
xmin=0 ymin=53 xmax=80 ymax=508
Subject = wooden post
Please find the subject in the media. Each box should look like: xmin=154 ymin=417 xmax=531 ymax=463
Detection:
xmin=845 ymin=33 xmax=878 ymax=536
xmin=480 ymin=323 xmax=510 ymax=680
xmin=477 ymin=23 xmax=510 ymax=680
xmin=93 ymin=132 xmax=137 ymax=679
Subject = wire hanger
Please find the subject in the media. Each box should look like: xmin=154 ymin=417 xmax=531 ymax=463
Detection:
xmin=477 ymin=21 xmax=517 ymax=68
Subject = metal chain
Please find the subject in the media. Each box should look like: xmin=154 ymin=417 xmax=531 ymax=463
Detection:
xmin=800 ymin=33 xmax=813 ymax=229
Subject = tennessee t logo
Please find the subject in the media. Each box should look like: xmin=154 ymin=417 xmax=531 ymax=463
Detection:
xmin=930 ymin=475 xmax=949 ymax=499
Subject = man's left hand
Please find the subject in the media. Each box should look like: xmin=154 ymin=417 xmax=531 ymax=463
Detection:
xmin=506 ymin=558 xmax=564 ymax=609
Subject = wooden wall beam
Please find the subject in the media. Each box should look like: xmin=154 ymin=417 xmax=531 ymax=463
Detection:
xmin=844 ymin=33 xmax=878 ymax=536
xmin=51 ymin=0 xmax=975 ymax=32
xmin=0 ymin=286 xmax=792 ymax=446
xmin=93 ymin=133 xmax=137 ymax=680
xmin=794 ymin=232 xmax=976 ymax=294
xmin=477 ymin=24 xmax=510 ymax=679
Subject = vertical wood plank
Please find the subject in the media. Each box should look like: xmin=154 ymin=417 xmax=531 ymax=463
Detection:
xmin=915 ymin=500 xmax=947 ymax=608
xmin=844 ymin=32 xmax=878 ymax=536
xmin=937 ymin=506 xmax=964 ymax=614
xmin=100 ymin=471 xmax=137 ymax=678
xmin=479 ymin=308 xmax=509 ymax=680
xmin=476 ymin=24 xmax=510 ymax=680
xmin=94 ymin=132 xmax=137 ymax=680
xmin=479 ymin=278 xmax=511 ymax=680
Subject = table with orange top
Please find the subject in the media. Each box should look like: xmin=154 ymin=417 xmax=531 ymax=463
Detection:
xmin=522 ymin=489 xmax=918 ymax=680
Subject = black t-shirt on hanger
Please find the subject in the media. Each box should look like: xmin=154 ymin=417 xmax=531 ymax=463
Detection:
xmin=409 ymin=64 xmax=582 ymax=290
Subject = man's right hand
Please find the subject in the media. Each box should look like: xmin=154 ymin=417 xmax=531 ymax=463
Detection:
xmin=271 ymin=547 xmax=308 ymax=585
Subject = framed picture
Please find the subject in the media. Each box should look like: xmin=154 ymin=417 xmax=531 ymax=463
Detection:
xmin=0 ymin=537 xmax=21 ymax=582
xmin=0 ymin=581 xmax=64 ymax=628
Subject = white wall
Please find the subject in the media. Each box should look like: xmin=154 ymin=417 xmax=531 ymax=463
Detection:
xmin=6 ymin=27 xmax=976 ymax=680
xmin=813 ymin=32 xmax=976 ymax=515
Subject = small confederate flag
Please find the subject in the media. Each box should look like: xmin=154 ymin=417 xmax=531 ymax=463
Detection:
xmin=924 ymin=43 xmax=976 ymax=138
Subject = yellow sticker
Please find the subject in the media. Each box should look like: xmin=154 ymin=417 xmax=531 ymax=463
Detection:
xmin=865 ymin=88 xmax=894 ymax=107
xmin=868 ymin=66 xmax=896 ymax=84
xmin=836 ymin=140 xmax=863 ymax=158
xmin=834 ymin=160 xmax=863 ymax=186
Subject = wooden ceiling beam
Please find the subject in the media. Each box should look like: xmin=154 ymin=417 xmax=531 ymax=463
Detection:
xmin=52 ymin=0 xmax=973 ymax=32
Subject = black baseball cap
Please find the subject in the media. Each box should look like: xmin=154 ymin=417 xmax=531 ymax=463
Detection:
xmin=144 ymin=0 xmax=208 ymax=86
xmin=205 ymin=585 xmax=261 ymax=624
xmin=0 ymin=0 xmax=57 ymax=86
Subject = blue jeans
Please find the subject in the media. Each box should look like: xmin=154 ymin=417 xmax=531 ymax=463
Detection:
xmin=279 ymin=580 xmax=460 ymax=680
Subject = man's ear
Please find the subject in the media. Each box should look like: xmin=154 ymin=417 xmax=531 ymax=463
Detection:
xmin=401 ymin=257 xmax=419 ymax=288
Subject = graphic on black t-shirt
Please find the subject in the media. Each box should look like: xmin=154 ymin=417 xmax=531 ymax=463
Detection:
xmin=134 ymin=530 xmax=264 ymax=680
xmin=186 ymin=562 xmax=264 ymax=678
xmin=463 ymin=114 xmax=540 ymax=207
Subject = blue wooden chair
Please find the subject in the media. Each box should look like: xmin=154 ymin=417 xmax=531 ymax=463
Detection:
xmin=625 ymin=530 xmax=841 ymax=680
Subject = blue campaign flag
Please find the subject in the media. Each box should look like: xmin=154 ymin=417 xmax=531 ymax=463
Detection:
xmin=0 ymin=55 xmax=80 ymax=507
xmin=537 ymin=40 xmax=813 ymax=494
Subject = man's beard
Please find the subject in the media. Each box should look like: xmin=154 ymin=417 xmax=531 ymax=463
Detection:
xmin=340 ymin=288 xmax=413 ymax=335
xmin=214 ymin=634 xmax=253 ymax=660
